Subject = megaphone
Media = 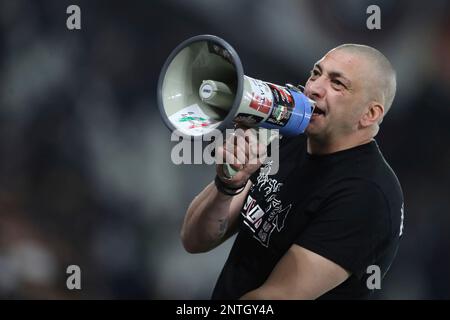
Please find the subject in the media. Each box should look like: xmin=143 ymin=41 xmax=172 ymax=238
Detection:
xmin=157 ymin=35 xmax=315 ymax=176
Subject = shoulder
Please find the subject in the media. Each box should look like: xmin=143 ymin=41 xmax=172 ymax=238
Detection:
xmin=341 ymin=141 xmax=404 ymax=211
xmin=361 ymin=142 xmax=404 ymax=213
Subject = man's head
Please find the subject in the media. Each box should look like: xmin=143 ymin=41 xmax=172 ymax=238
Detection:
xmin=304 ymin=44 xmax=396 ymax=144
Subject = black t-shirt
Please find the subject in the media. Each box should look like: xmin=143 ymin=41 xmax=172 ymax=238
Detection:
xmin=211 ymin=135 xmax=404 ymax=300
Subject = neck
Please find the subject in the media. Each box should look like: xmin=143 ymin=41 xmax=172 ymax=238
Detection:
xmin=307 ymin=133 xmax=373 ymax=155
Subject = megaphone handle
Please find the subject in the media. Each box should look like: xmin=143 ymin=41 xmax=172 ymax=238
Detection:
xmin=223 ymin=163 xmax=239 ymax=179
xmin=222 ymin=128 xmax=279 ymax=179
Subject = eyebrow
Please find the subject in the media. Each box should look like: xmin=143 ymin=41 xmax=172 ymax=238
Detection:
xmin=313 ymin=63 xmax=352 ymax=88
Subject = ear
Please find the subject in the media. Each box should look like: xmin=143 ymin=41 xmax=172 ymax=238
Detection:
xmin=360 ymin=102 xmax=384 ymax=127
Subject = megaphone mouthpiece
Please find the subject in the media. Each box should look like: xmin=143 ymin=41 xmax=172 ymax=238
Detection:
xmin=199 ymin=80 xmax=234 ymax=110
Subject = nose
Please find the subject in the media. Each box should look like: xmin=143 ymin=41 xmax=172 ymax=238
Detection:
xmin=305 ymin=77 xmax=326 ymax=101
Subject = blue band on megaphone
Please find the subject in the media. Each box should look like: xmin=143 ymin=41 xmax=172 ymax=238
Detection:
xmin=260 ymin=89 xmax=313 ymax=136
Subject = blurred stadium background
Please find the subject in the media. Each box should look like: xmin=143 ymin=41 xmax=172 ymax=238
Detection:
xmin=0 ymin=0 xmax=449 ymax=299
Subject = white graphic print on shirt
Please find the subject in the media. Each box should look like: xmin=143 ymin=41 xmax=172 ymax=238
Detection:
xmin=241 ymin=161 xmax=292 ymax=247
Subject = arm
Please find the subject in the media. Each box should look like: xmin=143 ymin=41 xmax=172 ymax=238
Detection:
xmin=240 ymin=244 xmax=350 ymax=299
xmin=181 ymin=127 xmax=266 ymax=253
xmin=181 ymin=179 xmax=252 ymax=253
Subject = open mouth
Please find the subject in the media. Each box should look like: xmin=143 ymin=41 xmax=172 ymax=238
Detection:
xmin=312 ymin=106 xmax=325 ymax=117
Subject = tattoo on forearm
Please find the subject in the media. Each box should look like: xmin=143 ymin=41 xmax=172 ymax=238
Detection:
xmin=218 ymin=218 xmax=228 ymax=238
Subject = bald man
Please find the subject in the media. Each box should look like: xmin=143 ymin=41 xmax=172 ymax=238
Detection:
xmin=181 ymin=44 xmax=404 ymax=299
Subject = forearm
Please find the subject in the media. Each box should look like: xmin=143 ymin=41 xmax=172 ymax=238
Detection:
xmin=241 ymin=286 xmax=309 ymax=300
xmin=181 ymin=181 xmax=238 ymax=253
xmin=240 ymin=289 xmax=265 ymax=300
xmin=240 ymin=286 xmax=285 ymax=300
xmin=181 ymin=127 xmax=262 ymax=253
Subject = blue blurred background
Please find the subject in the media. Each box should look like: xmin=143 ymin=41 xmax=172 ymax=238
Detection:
xmin=0 ymin=0 xmax=449 ymax=299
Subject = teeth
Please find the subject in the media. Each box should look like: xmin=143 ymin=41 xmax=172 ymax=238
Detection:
xmin=313 ymin=110 xmax=324 ymax=116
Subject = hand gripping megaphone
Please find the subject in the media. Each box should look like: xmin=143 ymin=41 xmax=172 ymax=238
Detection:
xmin=157 ymin=35 xmax=315 ymax=177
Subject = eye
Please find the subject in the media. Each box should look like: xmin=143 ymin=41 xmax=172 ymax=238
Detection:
xmin=310 ymin=69 xmax=320 ymax=79
xmin=331 ymin=79 xmax=346 ymax=90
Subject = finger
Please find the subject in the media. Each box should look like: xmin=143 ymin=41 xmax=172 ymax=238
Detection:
xmin=246 ymin=129 xmax=259 ymax=158
xmin=256 ymin=142 xmax=268 ymax=164
xmin=215 ymin=145 xmax=226 ymax=164
xmin=216 ymin=144 xmax=241 ymax=166
xmin=223 ymin=147 xmax=243 ymax=170
xmin=234 ymin=134 xmax=249 ymax=164
xmin=224 ymin=130 xmax=248 ymax=165
xmin=247 ymin=130 xmax=267 ymax=165
xmin=233 ymin=128 xmax=249 ymax=160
